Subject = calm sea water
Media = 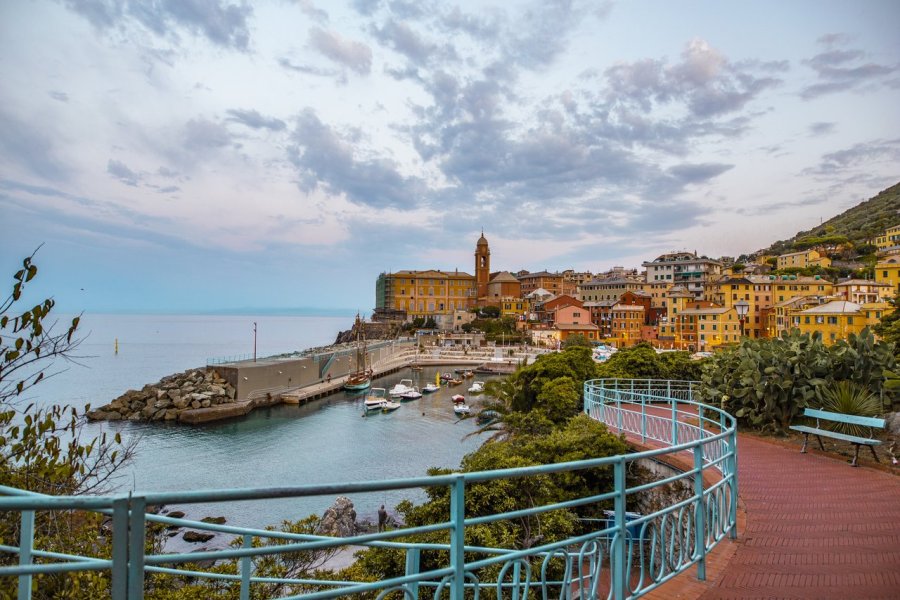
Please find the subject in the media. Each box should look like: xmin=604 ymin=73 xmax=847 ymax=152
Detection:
xmin=27 ymin=313 xmax=492 ymax=528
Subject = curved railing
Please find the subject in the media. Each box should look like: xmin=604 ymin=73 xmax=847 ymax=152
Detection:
xmin=1 ymin=379 xmax=737 ymax=599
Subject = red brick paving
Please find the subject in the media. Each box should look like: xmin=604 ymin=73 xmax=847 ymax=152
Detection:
xmin=607 ymin=405 xmax=900 ymax=600
xmin=696 ymin=434 xmax=900 ymax=600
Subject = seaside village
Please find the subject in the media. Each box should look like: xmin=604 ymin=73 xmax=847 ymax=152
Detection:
xmin=373 ymin=228 xmax=900 ymax=353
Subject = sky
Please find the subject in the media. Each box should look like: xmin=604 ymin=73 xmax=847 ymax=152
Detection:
xmin=1 ymin=0 xmax=899 ymax=314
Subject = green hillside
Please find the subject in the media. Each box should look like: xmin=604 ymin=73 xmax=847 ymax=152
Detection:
xmin=761 ymin=181 xmax=900 ymax=256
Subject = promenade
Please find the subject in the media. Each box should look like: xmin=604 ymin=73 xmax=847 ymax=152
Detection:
xmin=696 ymin=434 xmax=900 ymax=600
xmin=644 ymin=430 xmax=900 ymax=600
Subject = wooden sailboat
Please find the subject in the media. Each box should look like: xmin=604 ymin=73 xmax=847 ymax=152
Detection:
xmin=344 ymin=315 xmax=372 ymax=391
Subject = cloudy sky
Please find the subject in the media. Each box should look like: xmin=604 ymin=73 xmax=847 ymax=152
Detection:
xmin=1 ymin=0 xmax=898 ymax=313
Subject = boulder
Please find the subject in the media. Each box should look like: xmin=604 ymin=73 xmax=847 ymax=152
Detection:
xmin=191 ymin=400 xmax=201 ymax=410
xmin=164 ymin=409 xmax=179 ymax=420
xmin=201 ymin=516 xmax=226 ymax=525
xmin=154 ymin=398 xmax=172 ymax=410
xmin=183 ymin=531 xmax=215 ymax=543
xmin=317 ymin=496 xmax=359 ymax=538
xmin=200 ymin=399 xmax=211 ymax=408
xmin=156 ymin=389 xmax=168 ymax=400
xmin=173 ymin=396 xmax=190 ymax=410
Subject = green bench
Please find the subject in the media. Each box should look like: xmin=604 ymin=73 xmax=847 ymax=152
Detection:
xmin=789 ymin=408 xmax=886 ymax=467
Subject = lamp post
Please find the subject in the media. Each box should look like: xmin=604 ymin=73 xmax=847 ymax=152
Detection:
xmin=734 ymin=300 xmax=749 ymax=340
xmin=253 ymin=321 xmax=257 ymax=362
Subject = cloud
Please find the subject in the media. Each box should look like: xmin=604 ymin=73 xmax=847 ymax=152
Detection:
xmin=107 ymin=159 xmax=142 ymax=186
xmin=0 ymin=110 xmax=70 ymax=182
xmin=296 ymin=0 xmax=328 ymax=23
xmin=667 ymin=163 xmax=733 ymax=184
xmin=800 ymin=38 xmax=898 ymax=99
xmin=226 ymin=109 xmax=286 ymax=131
xmin=48 ymin=90 xmax=70 ymax=102
xmin=808 ymin=138 xmax=900 ymax=175
xmin=278 ymin=57 xmax=341 ymax=78
xmin=60 ymin=0 xmax=253 ymax=51
xmin=808 ymin=122 xmax=835 ymax=137
xmin=287 ymin=108 xmax=423 ymax=209
xmin=371 ymin=19 xmax=439 ymax=66
xmin=603 ymin=38 xmax=783 ymax=118
xmin=308 ymin=27 xmax=372 ymax=75
xmin=183 ymin=118 xmax=233 ymax=151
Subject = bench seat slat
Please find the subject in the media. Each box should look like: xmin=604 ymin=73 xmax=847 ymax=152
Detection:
xmin=789 ymin=425 xmax=882 ymax=446
xmin=801 ymin=408 xmax=885 ymax=428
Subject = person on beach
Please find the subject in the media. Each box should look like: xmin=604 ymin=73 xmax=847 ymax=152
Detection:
xmin=378 ymin=505 xmax=388 ymax=532
xmin=326 ymin=374 xmax=332 ymax=383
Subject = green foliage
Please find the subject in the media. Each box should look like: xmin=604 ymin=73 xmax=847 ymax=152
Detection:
xmin=699 ymin=328 xmax=895 ymax=433
xmin=874 ymin=295 xmax=900 ymax=353
xmin=595 ymin=343 xmax=703 ymax=381
xmin=762 ymin=182 xmax=900 ymax=256
xmin=423 ymin=317 xmax=436 ymax=329
xmin=1 ymin=250 xmax=133 ymax=599
xmin=480 ymin=305 xmax=501 ymax=318
xmin=514 ymin=347 xmax=596 ymax=414
xmin=791 ymin=234 xmax=849 ymax=251
xmin=350 ymin=415 xmax=628 ymax=585
xmin=816 ymin=381 xmax=882 ymax=437
xmin=561 ymin=334 xmax=592 ymax=349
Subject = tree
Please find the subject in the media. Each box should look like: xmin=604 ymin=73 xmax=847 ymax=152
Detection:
xmin=561 ymin=334 xmax=592 ymax=349
xmin=1 ymin=250 xmax=134 ymax=598
xmin=480 ymin=305 xmax=501 ymax=319
xmin=874 ymin=294 xmax=900 ymax=353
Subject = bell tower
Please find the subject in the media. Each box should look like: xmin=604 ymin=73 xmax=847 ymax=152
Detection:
xmin=475 ymin=230 xmax=490 ymax=299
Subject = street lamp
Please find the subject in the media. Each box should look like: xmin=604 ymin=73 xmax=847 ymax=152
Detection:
xmin=734 ymin=300 xmax=749 ymax=339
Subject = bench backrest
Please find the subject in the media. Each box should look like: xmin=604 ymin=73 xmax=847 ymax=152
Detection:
xmin=802 ymin=408 xmax=885 ymax=428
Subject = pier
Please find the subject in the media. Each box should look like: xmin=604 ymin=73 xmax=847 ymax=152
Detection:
xmin=178 ymin=343 xmax=543 ymax=424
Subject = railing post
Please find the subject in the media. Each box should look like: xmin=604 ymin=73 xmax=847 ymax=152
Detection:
xmin=17 ymin=510 xmax=34 ymax=600
xmin=693 ymin=443 xmax=706 ymax=581
xmin=640 ymin=397 xmax=646 ymax=443
xmin=450 ymin=476 xmax=466 ymax=598
xmin=240 ymin=534 xmax=253 ymax=600
xmin=127 ymin=495 xmax=146 ymax=599
xmin=404 ymin=548 xmax=421 ymax=600
xmin=111 ymin=497 xmax=129 ymax=600
xmin=729 ymin=432 xmax=739 ymax=540
xmin=615 ymin=391 xmax=622 ymax=432
xmin=612 ymin=460 xmax=627 ymax=599
xmin=671 ymin=398 xmax=678 ymax=446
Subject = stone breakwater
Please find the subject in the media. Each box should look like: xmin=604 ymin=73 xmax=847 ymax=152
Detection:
xmin=86 ymin=368 xmax=237 ymax=422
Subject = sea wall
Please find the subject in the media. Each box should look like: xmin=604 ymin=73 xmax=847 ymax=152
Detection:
xmin=86 ymin=368 xmax=238 ymax=422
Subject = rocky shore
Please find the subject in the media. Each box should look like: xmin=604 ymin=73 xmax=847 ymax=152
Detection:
xmin=86 ymin=368 xmax=237 ymax=422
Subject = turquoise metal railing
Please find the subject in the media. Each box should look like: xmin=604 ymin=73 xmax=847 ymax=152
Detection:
xmin=1 ymin=378 xmax=737 ymax=599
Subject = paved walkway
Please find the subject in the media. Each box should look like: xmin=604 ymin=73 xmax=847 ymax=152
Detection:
xmin=696 ymin=434 xmax=900 ymax=600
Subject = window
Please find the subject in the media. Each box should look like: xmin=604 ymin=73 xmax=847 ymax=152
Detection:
xmin=847 ymin=317 xmax=854 ymax=325
xmin=827 ymin=316 xmax=837 ymax=325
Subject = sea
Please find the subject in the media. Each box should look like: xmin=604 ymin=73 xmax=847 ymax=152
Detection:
xmin=23 ymin=313 xmax=492 ymax=530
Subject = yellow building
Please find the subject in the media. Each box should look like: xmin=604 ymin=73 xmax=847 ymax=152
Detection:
xmin=678 ymin=305 xmax=741 ymax=351
xmin=833 ymin=279 xmax=893 ymax=304
xmin=875 ymin=224 xmax=900 ymax=253
xmin=500 ymin=296 xmax=532 ymax=319
xmin=376 ymin=270 xmax=475 ymax=320
xmin=770 ymin=296 xmax=831 ymax=337
xmin=776 ymin=249 xmax=832 ymax=270
xmin=792 ymin=300 xmax=892 ymax=344
xmin=874 ymin=255 xmax=900 ymax=297
xmin=609 ymin=304 xmax=644 ymax=348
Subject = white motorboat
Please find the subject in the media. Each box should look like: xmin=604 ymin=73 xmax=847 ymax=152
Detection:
xmin=400 ymin=387 xmax=422 ymax=400
xmin=422 ymin=383 xmax=440 ymax=394
xmin=382 ymin=400 xmax=401 ymax=412
xmin=467 ymin=381 xmax=485 ymax=394
xmin=453 ymin=403 xmax=470 ymax=415
xmin=389 ymin=379 xmax=415 ymax=397
xmin=364 ymin=388 xmax=387 ymax=412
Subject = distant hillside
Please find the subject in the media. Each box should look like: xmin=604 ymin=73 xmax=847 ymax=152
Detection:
xmin=761 ymin=182 xmax=900 ymax=256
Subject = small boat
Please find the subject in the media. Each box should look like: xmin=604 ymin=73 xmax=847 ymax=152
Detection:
xmin=453 ymin=404 xmax=471 ymax=415
xmin=422 ymin=383 xmax=440 ymax=394
xmin=410 ymin=364 xmax=424 ymax=371
xmin=467 ymin=381 xmax=485 ymax=394
xmin=440 ymin=372 xmax=453 ymax=381
xmin=462 ymin=370 xmax=474 ymax=378
xmin=447 ymin=378 xmax=463 ymax=386
xmin=344 ymin=315 xmax=372 ymax=391
xmin=364 ymin=388 xmax=387 ymax=412
xmin=451 ymin=394 xmax=466 ymax=404
xmin=382 ymin=400 xmax=401 ymax=413
xmin=400 ymin=387 xmax=422 ymax=400
xmin=389 ymin=379 xmax=414 ymax=397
